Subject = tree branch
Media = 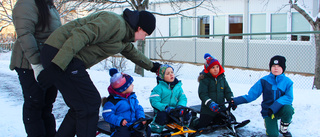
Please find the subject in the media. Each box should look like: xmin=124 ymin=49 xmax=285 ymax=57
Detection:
xmin=289 ymin=0 xmax=317 ymax=30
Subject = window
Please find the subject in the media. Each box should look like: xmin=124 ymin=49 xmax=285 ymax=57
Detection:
xmin=181 ymin=17 xmax=192 ymax=36
xmin=199 ymin=16 xmax=210 ymax=38
xmin=213 ymin=15 xmax=226 ymax=35
xmin=229 ymin=15 xmax=243 ymax=39
xmin=169 ymin=17 xmax=179 ymax=36
xmin=291 ymin=12 xmax=310 ymax=41
xmin=271 ymin=14 xmax=287 ymax=40
xmin=251 ymin=14 xmax=266 ymax=40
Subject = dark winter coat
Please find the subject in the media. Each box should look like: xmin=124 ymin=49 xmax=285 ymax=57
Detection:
xmin=198 ymin=72 xmax=234 ymax=116
xmin=10 ymin=0 xmax=61 ymax=70
xmin=102 ymin=88 xmax=145 ymax=128
xmin=233 ymin=73 xmax=293 ymax=118
xmin=44 ymin=11 xmax=153 ymax=71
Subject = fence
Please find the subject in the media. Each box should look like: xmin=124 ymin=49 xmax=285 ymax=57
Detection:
xmin=145 ymin=31 xmax=318 ymax=89
xmin=0 ymin=42 xmax=13 ymax=52
xmin=0 ymin=32 xmax=316 ymax=89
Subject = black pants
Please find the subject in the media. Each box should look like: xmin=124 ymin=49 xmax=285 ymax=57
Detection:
xmin=40 ymin=45 xmax=101 ymax=137
xmin=15 ymin=68 xmax=57 ymax=137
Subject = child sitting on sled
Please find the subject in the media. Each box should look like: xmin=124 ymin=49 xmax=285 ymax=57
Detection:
xmin=149 ymin=64 xmax=189 ymax=133
xmin=102 ymin=68 xmax=149 ymax=137
xmin=194 ymin=53 xmax=234 ymax=130
xmin=232 ymin=55 xmax=294 ymax=137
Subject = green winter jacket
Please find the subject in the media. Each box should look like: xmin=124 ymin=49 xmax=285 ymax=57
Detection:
xmin=150 ymin=80 xmax=187 ymax=112
xmin=198 ymin=72 xmax=234 ymax=116
xmin=10 ymin=0 xmax=61 ymax=70
xmin=44 ymin=11 xmax=153 ymax=70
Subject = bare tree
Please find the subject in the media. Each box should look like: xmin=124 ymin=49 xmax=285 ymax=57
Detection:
xmin=0 ymin=0 xmax=14 ymax=35
xmin=287 ymin=0 xmax=320 ymax=89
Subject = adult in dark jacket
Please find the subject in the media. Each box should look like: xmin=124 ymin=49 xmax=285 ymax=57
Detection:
xmin=195 ymin=53 xmax=234 ymax=130
xmin=10 ymin=0 xmax=61 ymax=136
xmin=34 ymin=8 xmax=160 ymax=137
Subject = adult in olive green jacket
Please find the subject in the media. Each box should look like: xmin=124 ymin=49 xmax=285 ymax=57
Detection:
xmin=9 ymin=0 xmax=61 ymax=136
xmin=34 ymin=8 xmax=160 ymax=137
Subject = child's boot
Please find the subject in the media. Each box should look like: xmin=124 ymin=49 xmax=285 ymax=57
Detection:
xmin=279 ymin=121 xmax=292 ymax=137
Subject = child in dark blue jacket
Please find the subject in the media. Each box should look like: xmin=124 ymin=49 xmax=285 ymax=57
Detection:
xmin=102 ymin=68 xmax=148 ymax=137
xmin=232 ymin=55 xmax=294 ymax=137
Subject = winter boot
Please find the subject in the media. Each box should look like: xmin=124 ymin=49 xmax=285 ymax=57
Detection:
xmin=279 ymin=121 xmax=292 ymax=137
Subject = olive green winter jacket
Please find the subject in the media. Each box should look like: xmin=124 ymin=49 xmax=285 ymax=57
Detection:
xmin=198 ymin=72 xmax=234 ymax=116
xmin=10 ymin=0 xmax=61 ymax=70
xmin=44 ymin=11 xmax=153 ymax=71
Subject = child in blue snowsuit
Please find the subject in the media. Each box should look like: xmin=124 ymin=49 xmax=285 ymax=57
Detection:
xmin=149 ymin=64 xmax=188 ymax=133
xmin=102 ymin=68 xmax=148 ymax=137
xmin=232 ymin=55 xmax=294 ymax=137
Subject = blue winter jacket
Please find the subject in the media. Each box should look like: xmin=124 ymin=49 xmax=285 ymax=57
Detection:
xmin=102 ymin=92 xmax=145 ymax=128
xmin=233 ymin=73 xmax=293 ymax=117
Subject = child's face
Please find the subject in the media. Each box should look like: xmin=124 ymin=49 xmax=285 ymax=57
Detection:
xmin=122 ymin=84 xmax=134 ymax=94
xmin=209 ymin=65 xmax=220 ymax=75
xmin=134 ymin=27 xmax=149 ymax=41
xmin=163 ymin=67 xmax=175 ymax=83
xmin=271 ymin=65 xmax=283 ymax=76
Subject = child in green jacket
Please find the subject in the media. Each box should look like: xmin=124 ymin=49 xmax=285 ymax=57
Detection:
xmin=194 ymin=53 xmax=234 ymax=130
xmin=149 ymin=64 xmax=188 ymax=133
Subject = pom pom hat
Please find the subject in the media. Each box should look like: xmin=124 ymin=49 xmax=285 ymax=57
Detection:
xmin=157 ymin=64 xmax=174 ymax=80
xmin=269 ymin=55 xmax=286 ymax=73
xmin=109 ymin=68 xmax=133 ymax=93
xmin=203 ymin=53 xmax=225 ymax=76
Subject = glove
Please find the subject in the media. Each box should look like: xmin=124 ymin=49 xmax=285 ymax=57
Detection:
xmin=37 ymin=62 xmax=62 ymax=90
xmin=209 ymin=102 xmax=219 ymax=112
xmin=176 ymin=106 xmax=184 ymax=116
xmin=150 ymin=62 xmax=162 ymax=73
xmin=230 ymin=99 xmax=237 ymax=110
xmin=31 ymin=64 xmax=44 ymax=82
xmin=165 ymin=106 xmax=173 ymax=113
xmin=268 ymin=109 xmax=275 ymax=119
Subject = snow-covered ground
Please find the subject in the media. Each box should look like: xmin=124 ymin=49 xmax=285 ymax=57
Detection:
xmin=0 ymin=51 xmax=319 ymax=137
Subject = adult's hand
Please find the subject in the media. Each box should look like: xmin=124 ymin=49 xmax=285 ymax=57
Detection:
xmin=150 ymin=62 xmax=162 ymax=73
xmin=31 ymin=64 xmax=44 ymax=82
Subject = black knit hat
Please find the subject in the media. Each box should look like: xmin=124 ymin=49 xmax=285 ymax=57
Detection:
xmin=138 ymin=11 xmax=156 ymax=35
xmin=269 ymin=55 xmax=286 ymax=73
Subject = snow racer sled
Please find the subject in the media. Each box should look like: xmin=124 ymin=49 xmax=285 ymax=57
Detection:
xmin=96 ymin=106 xmax=199 ymax=137
xmin=96 ymin=102 xmax=250 ymax=137
xmin=191 ymin=101 xmax=250 ymax=137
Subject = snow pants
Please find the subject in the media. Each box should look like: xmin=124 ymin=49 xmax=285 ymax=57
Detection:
xmin=40 ymin=45 xmax=101 ymax=137
xmin=15 ymin=68 xmax=57 ymax=137
xmin=264 ymin=105 xmax=294 ymax=137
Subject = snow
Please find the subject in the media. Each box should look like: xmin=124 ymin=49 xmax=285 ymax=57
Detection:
xmin=1 ymin=51 xmax=320 ymax=137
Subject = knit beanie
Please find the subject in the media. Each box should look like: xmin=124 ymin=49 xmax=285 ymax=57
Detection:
xmin=157 ymin=64 xmax=174 ymax=80
xmin=109 ymin=68 xmax=133 ymax=93
xmin=204 ymin=53 xmax=222 ymax=73
xmin=138 ymin=10 xmax=156 ymax=35
xmin=269 ymin=55 xmax=286 ymax=73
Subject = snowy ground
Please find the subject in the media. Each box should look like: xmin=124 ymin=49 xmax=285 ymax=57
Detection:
xmin=0 ymin=51 xmax=320 ymax=137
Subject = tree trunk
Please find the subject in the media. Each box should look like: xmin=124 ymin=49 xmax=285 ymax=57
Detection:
xmin=313 ymin=33 xmax=320 ymax=89
xmin=134 ymin=40 xmax=145 ymax=76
